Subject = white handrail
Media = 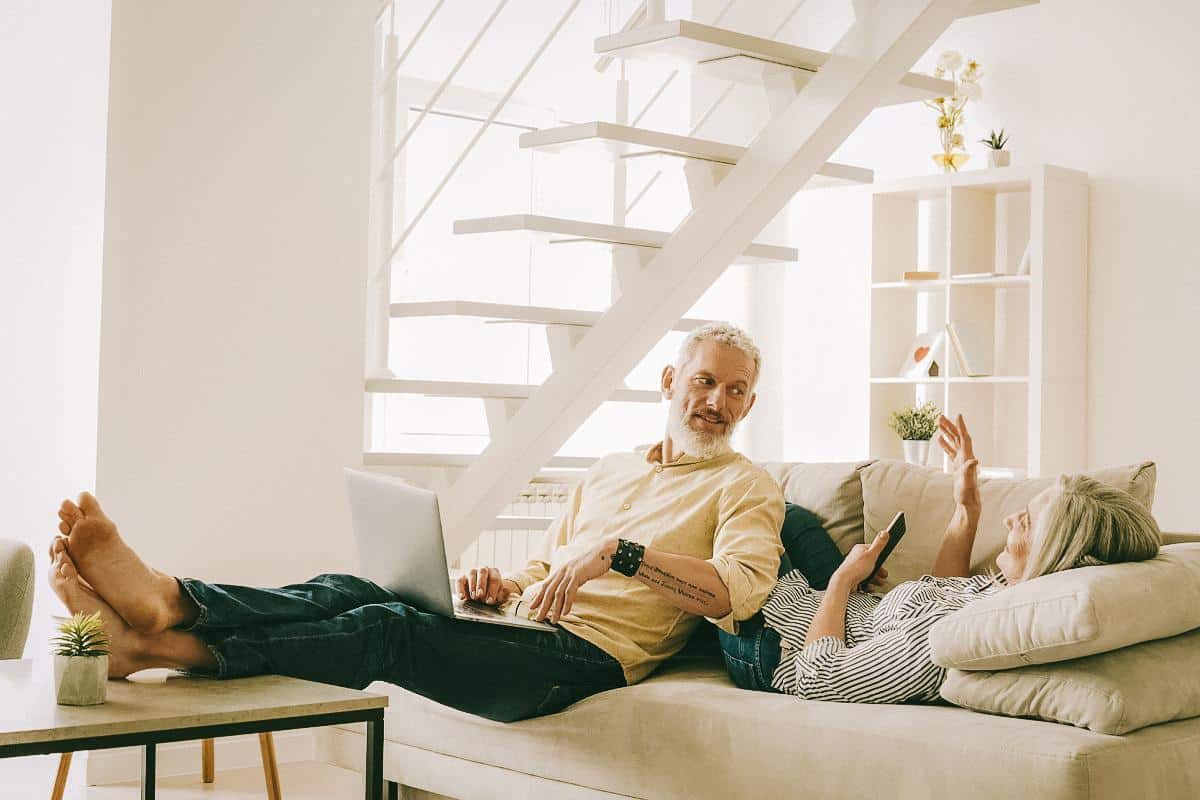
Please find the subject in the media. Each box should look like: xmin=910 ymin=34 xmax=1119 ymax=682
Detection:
xmin=594 ymin=2 xmax=646 ymax=72
xmin=379 ymin=0 xmax=448 ymax=92
xmin=385 ymin=0 xmax=585 ymax=265
xmin=385 ymin=0 xmax=509 ymax=169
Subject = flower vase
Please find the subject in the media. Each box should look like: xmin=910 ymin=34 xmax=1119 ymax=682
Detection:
xmin=933 ymin=152 xmax=970 ymax=173
xmin=987 ymin=150 xmax=1011 ymax=168
xmin=901 ymin=439 xmax=931 ymax=466
xmin=54 ymin=654 xmax=108 ymax=705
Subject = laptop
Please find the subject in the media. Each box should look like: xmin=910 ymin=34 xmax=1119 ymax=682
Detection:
xmin=343 ymin=468 xmax=555 ymax=631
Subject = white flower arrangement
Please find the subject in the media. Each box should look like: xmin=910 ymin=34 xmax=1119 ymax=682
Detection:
xmin=925 ymin=51 xmax=983 ymax=172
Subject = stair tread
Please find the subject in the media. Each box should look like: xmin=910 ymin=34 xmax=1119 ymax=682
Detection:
xmin=365 ymin=377 xmax=661 ymax=403
xmin=520 ymin=122 xmax=873 ymax=185
xmin=364 ymin=452 xmax=598 ymax=470
xmin=389 ymin=299 xmax=714 ymax=330
xmin=593 ymin=20 xmax=952 ymax=105
xmin=453 ymin=214 xmax=797 ymax=263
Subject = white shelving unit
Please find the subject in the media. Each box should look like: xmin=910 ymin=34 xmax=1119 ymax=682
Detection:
xmin=866 ymin=164 xmax=1089 ymax=478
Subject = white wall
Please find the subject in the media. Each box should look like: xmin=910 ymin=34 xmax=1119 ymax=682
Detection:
xmin=96 ymin=0 xmax=377 ymax=585
xmin=778 ymin=0 xmax=1199 ymax=532
xmin=0 ymin=1 xmax=111 ymax=644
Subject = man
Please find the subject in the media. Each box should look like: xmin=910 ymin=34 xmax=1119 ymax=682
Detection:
xmin=50 ymin=322 xmax=785 ymax=722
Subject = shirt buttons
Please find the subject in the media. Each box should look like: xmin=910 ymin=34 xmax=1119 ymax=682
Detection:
xmin=654 ymin=466 xmax=663 ymax=473
xmin=621 ymin=502 xmax=631 ymax=510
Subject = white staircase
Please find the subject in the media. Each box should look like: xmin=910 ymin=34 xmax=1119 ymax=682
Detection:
xmin=370 ymin=0 xmax=1041 ymax=561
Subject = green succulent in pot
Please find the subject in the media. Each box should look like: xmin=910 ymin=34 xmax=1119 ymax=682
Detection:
xmin=52 ymin=611 xmax=110 ymax=706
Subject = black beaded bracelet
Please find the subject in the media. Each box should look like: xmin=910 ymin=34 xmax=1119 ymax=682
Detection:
xmin=610 ymin=538 xmax=645 ymax=577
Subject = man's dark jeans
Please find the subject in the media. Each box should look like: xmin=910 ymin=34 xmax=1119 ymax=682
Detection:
xmin=177 ymin=574 xmax=625 ymax=722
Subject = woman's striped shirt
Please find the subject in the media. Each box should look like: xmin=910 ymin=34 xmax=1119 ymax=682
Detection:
xmin=761 ymin=570 xmax=1005 ymax=703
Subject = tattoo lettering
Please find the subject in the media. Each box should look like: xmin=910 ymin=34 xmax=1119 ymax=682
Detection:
xmin=637 ymin=563 xmax=718 ymax=605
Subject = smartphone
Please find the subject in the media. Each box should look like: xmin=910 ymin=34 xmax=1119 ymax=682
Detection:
xmin=860 ymin=511 xmax=906 ymax=592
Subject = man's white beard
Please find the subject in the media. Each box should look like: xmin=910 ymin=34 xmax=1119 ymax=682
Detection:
xmin=667 ymin=405 xmax=736 ymax=461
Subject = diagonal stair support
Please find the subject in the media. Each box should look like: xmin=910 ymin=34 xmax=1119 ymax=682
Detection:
xmin=441 ymin=0 xmax=977 ymax=553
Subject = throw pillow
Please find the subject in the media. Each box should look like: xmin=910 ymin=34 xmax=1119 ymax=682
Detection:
xmin=760 ymin=461 xmax=874 ymax=554
xmin=860 ymin=460 xmax=1156 ymax=590
xmin=940 ymin=627 xmax=1200 ymax=734
xmin=929 ymin=543 xmax=1200 ymax=669
xmin=778 ymin=503 xmax=843 ymax=588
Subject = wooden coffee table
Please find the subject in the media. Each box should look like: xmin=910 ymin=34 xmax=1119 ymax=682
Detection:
xmin=0 ymin=659 xmax=389 ymax=799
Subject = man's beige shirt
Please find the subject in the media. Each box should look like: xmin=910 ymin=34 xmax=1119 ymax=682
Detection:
xmin=508 ymin=443 xmax=785 ymax=684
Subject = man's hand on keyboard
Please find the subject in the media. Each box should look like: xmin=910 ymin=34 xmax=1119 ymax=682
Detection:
xmin=456 ymin=567 xmax=519 ymax=607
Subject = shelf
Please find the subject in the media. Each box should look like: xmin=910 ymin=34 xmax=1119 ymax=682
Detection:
xmin=872 ymin=276 xmax=1031 ymax=291
xmin=866 ymin=164 xmax=1087 ymax=200
xmin=948 ymin=376 xmax=1029 ymax=384
xmin=869 ymin=377 xmax=945 ymax=385
xmin=389 ymin=300 xmax=713 ymax=331
xmin=519 ymin=122 xmax=873 ymax=186
xmin=453 ymin=214 xmax=797 ymax=264
xmin=593 ymin=20 xmax=952 ymax=106
xmin=949 ymin=275 xmax=1030 ymax=289
xmin=366 ymin=378 xmax=662 ymax=404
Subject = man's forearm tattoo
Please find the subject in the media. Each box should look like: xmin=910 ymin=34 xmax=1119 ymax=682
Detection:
xmin=637 ymin=563 xmax=718 ymax=605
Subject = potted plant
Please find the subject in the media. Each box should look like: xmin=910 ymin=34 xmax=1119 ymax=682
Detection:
xmin=888 ymin=401 xmax=941 ymax=465
xmin=980 ymin=128 xmax=1011 ymax=167
xmin=52 ymin=611 xmax=110 ymax=706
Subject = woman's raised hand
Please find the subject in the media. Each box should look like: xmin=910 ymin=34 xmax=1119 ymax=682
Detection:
xmin=937 ymin=414 xmax=981 ymax=509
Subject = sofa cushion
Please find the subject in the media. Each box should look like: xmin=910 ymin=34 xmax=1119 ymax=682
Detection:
xmin=860 ymin=460 xmax=1156 ymax=590
xmin=930 ymin=543 xmax=1200 ymax=670
xmin=345 ymin=658 xmax=1200 ymax=800
xmin=759 ymin=461 xmax=873 ymax=554
xmin=940 ymin=627 xmax=1200 ymax=735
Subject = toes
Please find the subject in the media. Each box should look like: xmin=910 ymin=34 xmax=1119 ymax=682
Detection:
xmin=78 ymin=492 xmax=101 ymax=517
xmin=58 ymin=521 xmax=70 ymax=535
xmin=60 ymin=499 xmax=80 ymax=519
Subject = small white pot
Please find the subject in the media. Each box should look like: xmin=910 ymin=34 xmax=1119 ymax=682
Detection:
xmin=54 ymin=654 xmax=108 ymax=706
xmin=901 ymin=439 xmax=931 ymax=466
xmin=987 ymin=150 xmax=1011 ymax=168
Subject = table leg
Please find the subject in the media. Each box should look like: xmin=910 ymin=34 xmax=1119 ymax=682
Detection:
xmin=365 ymin=713 xmax=384 ymax=800
xmin=141 ymin=743 xmax=157 ymax=800
xmin=386 ymin=780 xmax=399 ymax=800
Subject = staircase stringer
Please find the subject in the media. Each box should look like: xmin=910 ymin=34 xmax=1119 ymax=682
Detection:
xmin=441 ymin=0 xmax=975 ymax=555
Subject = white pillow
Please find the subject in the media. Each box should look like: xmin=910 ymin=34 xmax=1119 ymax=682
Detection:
xmin=940 ymin=628 xmax=1200 ymax=734
xmin=860 ymin=460 xmax=1156 ymax=590
xmin=930 ymin=543 xmax=1200 ymax=670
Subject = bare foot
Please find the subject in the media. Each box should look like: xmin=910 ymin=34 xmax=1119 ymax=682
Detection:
xmin=48 ymin=547 xmax=158 ymax=678
xmin=60 ymin=493 xmax=191 ymax=634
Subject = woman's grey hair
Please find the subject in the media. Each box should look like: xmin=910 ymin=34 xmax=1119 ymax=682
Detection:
xmin=676 ymin=322 xmax=762 ymax=385
xmin=1024 ymin=474 xmax=1161 ymax=581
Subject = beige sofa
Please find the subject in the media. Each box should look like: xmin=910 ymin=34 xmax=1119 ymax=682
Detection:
xmin=315 ymin=462 xmax=1200 ymax=800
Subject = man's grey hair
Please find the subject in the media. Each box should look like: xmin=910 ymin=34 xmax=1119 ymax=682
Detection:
xmin=675 ymin=321 xmax=762 ymax=384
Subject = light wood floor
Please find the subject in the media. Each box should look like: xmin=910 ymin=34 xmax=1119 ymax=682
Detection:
xmin=0 ymin=757 xmax=365 ymax=798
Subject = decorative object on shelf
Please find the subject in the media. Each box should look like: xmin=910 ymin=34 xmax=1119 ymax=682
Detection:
xmin=898 ymin=330 xmax=945 ymax=379
xmin=946 ymin=320 xmax=994 ymax=377
xmin=1016 ymin=240 xmax=1032 ymax=275
xmin=52 ymin=611 xmax=109 ymax=706
xmin=980 ymin=128 xmax=1011 ymax=168
xmin=888 ymin=401 xmax=941 ymax=465
xmin=925 ymin=51 xmax=982 ymax=173
xmin=903 ymin=270 xmax=941 ymax=281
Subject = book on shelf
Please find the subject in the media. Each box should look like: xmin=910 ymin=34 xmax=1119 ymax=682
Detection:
xmin=1016 ymin=241 xmax=1032 ymax=276
xmin=945 ymin=321 xmax=993 ymax=377
xmin=902 ymin=270 xmax=940 ymax=281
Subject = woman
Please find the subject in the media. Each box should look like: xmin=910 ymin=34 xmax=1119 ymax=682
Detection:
xmin=722 ymin=414 xmax=1161 ymax=703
